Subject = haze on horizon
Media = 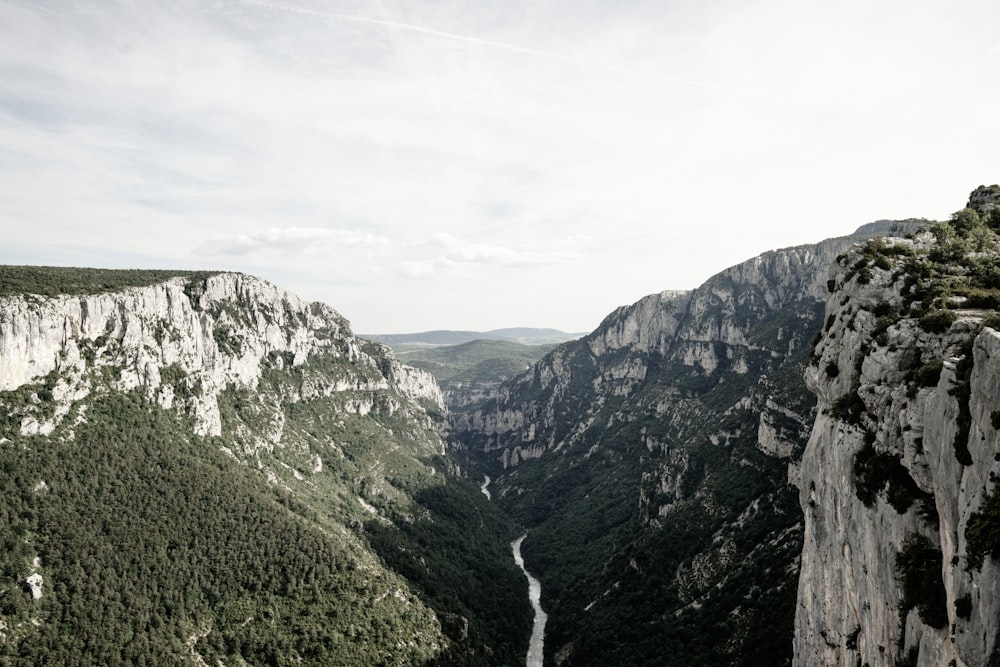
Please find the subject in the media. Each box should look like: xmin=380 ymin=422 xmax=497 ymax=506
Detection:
xmin=1 ymin=0 xmax=999 ymax=334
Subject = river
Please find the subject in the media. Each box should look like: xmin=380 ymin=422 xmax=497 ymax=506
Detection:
xmin=512 ymin=534 xmax=547 ymax=667
xmin=480 ymin=476 xmax=547 ymax=665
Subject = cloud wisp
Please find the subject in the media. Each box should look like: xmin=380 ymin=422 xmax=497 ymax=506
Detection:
xmin=399 ymin=233 xmax=583 ymax=278
xmin=195 ymin=227 xmax=388 ymax=256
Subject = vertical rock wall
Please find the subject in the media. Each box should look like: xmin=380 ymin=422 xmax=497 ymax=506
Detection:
xmin=795 ymin=232 xmax=1000 ymax=666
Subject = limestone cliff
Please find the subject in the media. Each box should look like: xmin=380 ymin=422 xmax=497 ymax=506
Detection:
xmin=0 ymin=272 xmax=443 ymax=443
xmin=453 ymin=222 xmax=923 ymax=473
xmin=795 ymin=196 xmax=1000 ymax=666
xmin=450 ymin=221 xmax=926 ymax=665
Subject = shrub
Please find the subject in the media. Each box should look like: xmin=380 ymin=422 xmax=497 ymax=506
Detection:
xmin=853 ymin=444 xmax=933 ymax=515
xmin=915 ymin=359 xmax=943 ymax=387
xmin=966 ymin=487 xmax=1000 ymax=569
xmin=919 ymin=309 xmax=957 ymax=333
xmin=896 ymin=532 xmax=948 ymax=628
xmin=845 ymin=625 xmax=860 ymax=650
xmin=830 ymin=387 xmax=865 ymax=424
xmin=955 ymin=595 xmax=972 ymax=620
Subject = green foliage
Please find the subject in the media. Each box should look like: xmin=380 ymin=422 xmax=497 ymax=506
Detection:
xmin=0 ymin=318 xmax=531 ymax=664
xmin=212 ymin=323 xmax=244 ymax=356
xmin=915 ymin=359 xmax=943 ymax=387
xmin=365 ymin=481 xmax=531 ymax=665
xmin=955 ymin=594 xmax=972 ymax=620
xmin=0 ymin=392 xmax=444 ymax=665
xmin=0 ymin=370 xmax=59 ymax=439
xmin=852 ymin=444 xmax=934 ymax=516
xmin=830 ymin=386 xmax=866 ymax=424
xmin=918 ymin=309 xmax=956 ymax=334
xmin=158 ymin=364 xmax=201 ymax=401
xmin=966 ymin=486 xmax=1000 ymax=569
xmin=949 ymin=337 xmax=976 ymax=467
xmin=0 ymin=266 xmax=219 ymax=298
xmin=394 ymin=339 xmax=557 ymax=411
xmin=457 ymin=297 xmax=824 ymax=666
xmin=896 ymin=533 xmax=948 ymax=629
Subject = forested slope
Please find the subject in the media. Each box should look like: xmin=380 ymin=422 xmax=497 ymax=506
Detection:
xmin=0 ymin=269 xmax=529 ymax=665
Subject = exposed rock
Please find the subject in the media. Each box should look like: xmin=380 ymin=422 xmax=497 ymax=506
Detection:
xmin=25 ymin=573 xmax=42 ymax=600
xmin=794 ymin=223 xmax=1000 ymax=666
xmin=0 ymin=273 xmax=445 ymax=444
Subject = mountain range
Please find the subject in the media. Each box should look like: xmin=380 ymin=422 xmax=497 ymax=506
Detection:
xmin=362 ymin=328 xmax=584 ymax=348
xmin=2 ymin=186 xmax=1000 ymax=666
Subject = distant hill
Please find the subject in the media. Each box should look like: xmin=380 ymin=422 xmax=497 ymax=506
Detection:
xmin=391 ymin=339 xmax=559 ymax=411
xmin=363 ymin=328 xmax=584 ymax=349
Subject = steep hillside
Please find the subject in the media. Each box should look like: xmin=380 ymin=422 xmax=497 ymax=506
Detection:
xmin=0 ymin=269 xmax=529 ymax=665
xmin=451 ymin=221 xmax=927 ymax=666
xmin=795 ymin=186 xmax=1000 ymax=666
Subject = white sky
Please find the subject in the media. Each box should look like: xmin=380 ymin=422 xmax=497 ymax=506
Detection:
xmin=1 ymin=0 xmax=999 ymax=334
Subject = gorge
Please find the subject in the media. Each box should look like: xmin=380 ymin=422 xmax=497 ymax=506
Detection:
xmin=2 ymin=186 xmax=1000 ymax=666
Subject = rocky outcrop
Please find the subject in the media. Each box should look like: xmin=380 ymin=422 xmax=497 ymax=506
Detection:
xmin=0 ymin=273 xmax=444 ymax=441
xmin=795 ymin=222 xmax=1000 ymax=666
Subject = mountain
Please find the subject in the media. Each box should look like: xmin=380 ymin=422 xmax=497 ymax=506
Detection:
xmin=449 ymin=220 xmax=930 ymax=666
xmin=0 ymin=268 xmax=529 ymax=665
xmin=363 ymin=328 xmax=584 ymax=349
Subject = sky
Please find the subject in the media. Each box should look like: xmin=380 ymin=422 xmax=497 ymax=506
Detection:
xmin=1 ymin=0 xmax=999 ymax=334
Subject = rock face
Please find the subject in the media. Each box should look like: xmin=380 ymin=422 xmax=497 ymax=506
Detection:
xmin=795 ymin=218 xmax=1000 ymax=666
xmin=451 ymin=221 xmax=927 ymax=665
xmin=0 ymin=272 xmax=444 ymax=442
xmin=453 ymin=223 xmax=923 ymax=473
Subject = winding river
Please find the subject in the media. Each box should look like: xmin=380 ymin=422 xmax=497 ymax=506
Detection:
xmin=480 ymin=475 xmax=547 ymax=666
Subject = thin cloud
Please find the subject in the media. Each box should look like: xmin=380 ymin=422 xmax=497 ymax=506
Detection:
xmin=237 ymin=0 xmax=726 ymax=89
xmin=195 ymin=227 xmax=388 ymax=256
xmin=399 ymin=233 xmax=582 ymax=278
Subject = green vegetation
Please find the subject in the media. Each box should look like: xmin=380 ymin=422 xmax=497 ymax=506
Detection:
xmin=215 ymin=340 xmax=532 ymax=665
xmin=915 ymin=359 xmax=943 ymax=387
xmin=949 ymin=336 xmax=976 ymax=467
xmin=0 ymin=266 xmax=219 ymax=298
xmin=830 ymin=385 xmax=866 ymax=424
xmin=0 ymin=392 xmax=443 ymax=665
xmin=453 ymin=290 xmax=825 ymax=666
xmin=966 ymin=486 xmax=1000 ymax=569
xmin=0 ymin=370 xmax=60 ymax=440
xmin=853 ymin=443 xmax=935 ymax=518
xmin=391 ymin=339 xmax=557 ymax=409
xmin=896 ymin=533 xmax=948 ymax=629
